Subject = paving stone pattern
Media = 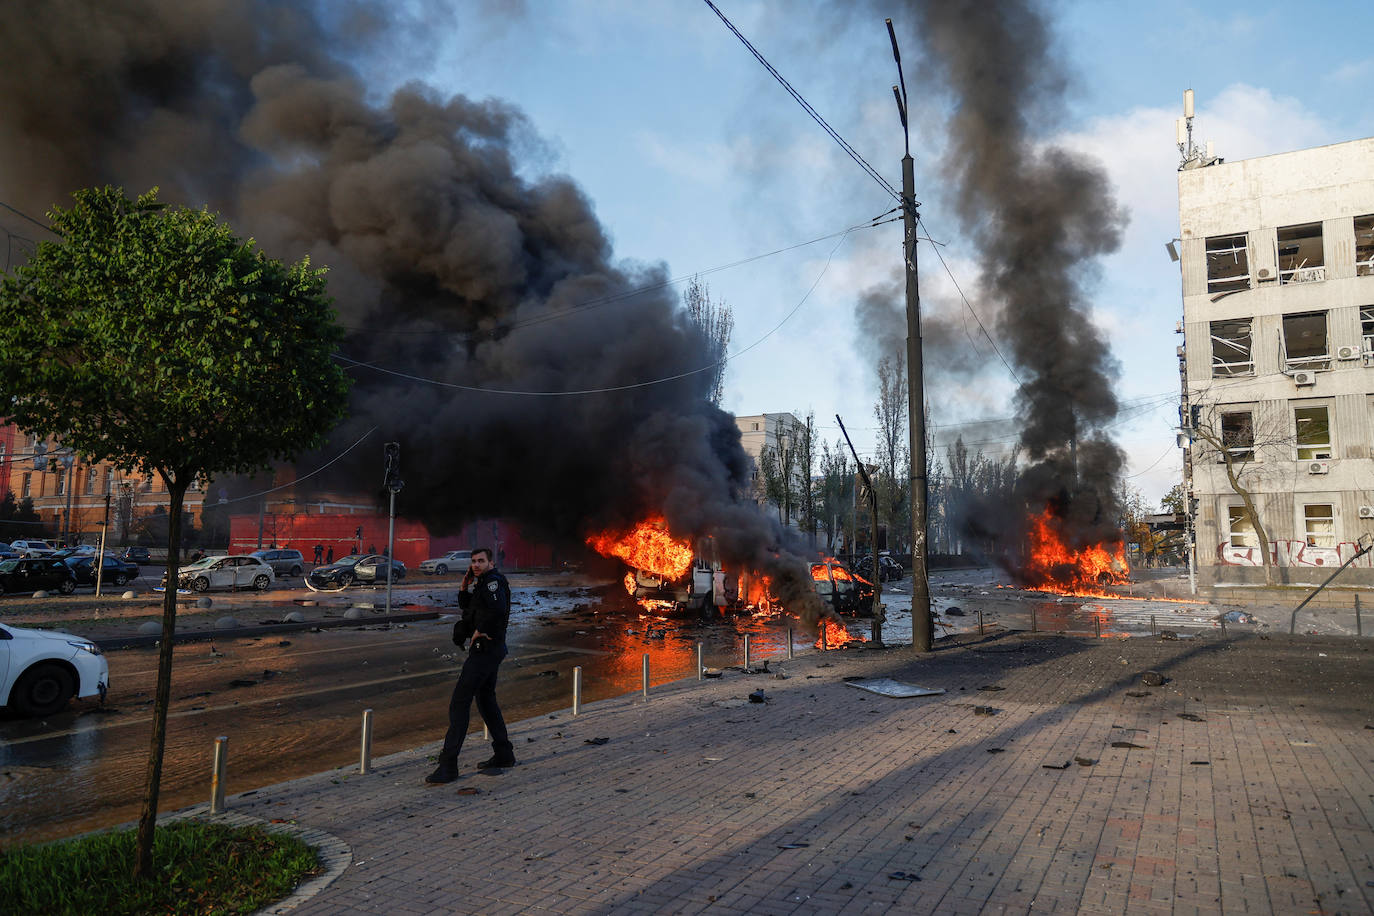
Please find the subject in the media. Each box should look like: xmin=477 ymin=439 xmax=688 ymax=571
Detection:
xmin=205 ymin=632 xmax=1371 ymax=915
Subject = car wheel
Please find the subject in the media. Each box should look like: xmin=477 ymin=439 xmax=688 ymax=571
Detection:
xmin=394 ymin=569 xmax=405 ymax=581
xmin=435 ymin=564 xmax=448 ymax=575
xmin=254 ymin=574 xmax=271 ymax=591
xmin=11 ymin=663 xmax=75 ymax=717
xmin=57 ymin=578 xmax=76 ymax=595
xmin=339 ymin=571 xmax=354 ymax=587
xmin=112 ymin=574 xmax=128 ymax=587
xmin=192 ymin=576 xmax=210 ymax=593
xmin=289 ymin=565 xmax=302 ymax=577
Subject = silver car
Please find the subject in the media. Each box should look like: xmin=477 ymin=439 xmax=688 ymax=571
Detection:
xmin=165 ymin=555 xmax=275 ymax=592
xmin=419 ymin=550 xmax=471 ymax=575
xmin=251 ymin=548 xmax=306 ymax=577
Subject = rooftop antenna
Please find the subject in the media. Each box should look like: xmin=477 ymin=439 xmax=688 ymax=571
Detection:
xmin=1177 ymin=89 xmax=1221 ymax=170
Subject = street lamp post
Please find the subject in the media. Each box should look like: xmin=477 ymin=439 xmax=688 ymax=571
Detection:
xmin=383 ymin=443 xmax=403 ymax=616
xmin=887 ymin=19 xmax=932 ymax=650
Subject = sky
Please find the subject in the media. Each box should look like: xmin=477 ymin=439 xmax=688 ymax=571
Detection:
xmin=352 ymin=0 xmax=1369 ymax=510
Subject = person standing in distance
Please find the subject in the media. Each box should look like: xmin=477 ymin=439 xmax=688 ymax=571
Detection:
xmin=426 ymin=547 xmax=516 ymax=783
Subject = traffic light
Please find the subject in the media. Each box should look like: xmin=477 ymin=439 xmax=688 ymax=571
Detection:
xmin=355 ymin=526 xmax=363 ymax=540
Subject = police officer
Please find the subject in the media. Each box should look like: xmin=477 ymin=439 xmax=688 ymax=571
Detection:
xmin=427 ymin=547 xmax=516 ymax=783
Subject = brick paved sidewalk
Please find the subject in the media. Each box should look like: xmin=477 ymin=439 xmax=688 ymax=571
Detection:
xmin=195 ymin=632 xmax=1372 ymax=915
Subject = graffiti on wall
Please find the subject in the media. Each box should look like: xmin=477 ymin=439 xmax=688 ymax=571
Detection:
xmin=1217 ymin=539 xmax=1371 ymax=568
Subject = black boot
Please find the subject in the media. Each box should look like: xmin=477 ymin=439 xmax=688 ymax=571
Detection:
xmin=425 ymin=762 xmax=459 ymax=784
xmin=478 ymin=754 xmax=516 ymax=770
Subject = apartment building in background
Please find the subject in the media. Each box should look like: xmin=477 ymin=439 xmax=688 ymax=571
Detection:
xmin=1179 ymin=135 xmax=1374 ymax=585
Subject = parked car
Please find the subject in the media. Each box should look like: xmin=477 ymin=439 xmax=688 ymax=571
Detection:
xmin=853 ymin=554 xmax=904 ymax=582
xmin=50 ymin=546 xmax=98 ymax=561
xmin=64 ymin=555 xmax=140 ymax=587
xmin=0 ymin=557 xmax=78 ymax=595
xmin=1 ymin=621 xmax=108 ymax=716
xmin=120 ymin=546 xmax=152 ymax=567
xmin=251 ymin=548 xmax=306 ymax=577
xmin=9 ymin=539 xmax=56 ymax=558
xmin=419 ymin=549 xmax=471 ymax=575
xmin=0 ymin=543 xmax=19 ymax=560
xmin=308 ymin=554 xmax=406 ymax=588
xmin=161 ymin=555 xmax=274 ymax=592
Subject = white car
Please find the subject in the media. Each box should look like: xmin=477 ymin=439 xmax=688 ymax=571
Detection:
xmin=164 ymin=555 xmax=275 ymax=592
xmin=1 ymin=622 xmax=109 ymax=717
xmin=10 ymin=539 xmax=56 ymax=558
xmin=420 ymin=549 xmax=471 ymax=575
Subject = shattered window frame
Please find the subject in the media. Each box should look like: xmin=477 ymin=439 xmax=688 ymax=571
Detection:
xmin=1362 ymin=307 xmax=1374 ymax=355
xmin=1205 ymin=233 xmax=1250 ymax=293
xmin=1210 ymin=319 xmax=1253 ymax=377
xmin=1355 ymin=215 xmax=1374 ymax=278
xmin=1218 ymin=411 xmax=1254 ymax=463
xmin=1282 ymin=311 xmax=1330 ymax=372
xmin=1226 ymin=505 xmax=1256 ymax=548
xmin=1302 ymin=503 xmax=1335 ymax=548
xmin=1276 ymin=222 xmax=1325 ymax=284
xmin=1294 ymin=404 xmax=1332 ymax=461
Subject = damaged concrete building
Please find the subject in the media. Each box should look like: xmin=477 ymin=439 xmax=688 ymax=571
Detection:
xmin=1178 ymin=132 xmax=1374 ymax=585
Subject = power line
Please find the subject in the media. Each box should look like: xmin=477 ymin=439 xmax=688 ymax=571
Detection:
xmin=701 ymin=0 xmax=900 ymax=205
xmin=335 ymin=226 xmax=860 ymax=397
xmin=0 ymin=198 xmax=51 ymax=232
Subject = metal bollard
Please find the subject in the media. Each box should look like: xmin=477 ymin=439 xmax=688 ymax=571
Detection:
xmin=1094 ymin=615 xmax=1101 ymax=638
xmin=360 ymin=709 xmax=373 ymax=775
xmin=210 ymin=736 xmax=228 ymax=814
xmin=1030 ymin=606 xmax=1037 ymax=633
xmin=978 ymin=608 xmax=984 ymax=636
xmin=787 ymin=628 xmax=794 ymax=660
xmin=1151 ymin=614 xmax=1157 ymax=637
xmin=743 ymin=634 xmax=751 ymax=671
xmin=572 ymin=665 xmax=583 ymax=716
xmin=642 ymin=653 xmax=650 ymax=699
xmin=697 ymin=643 xmax=704 ymax=680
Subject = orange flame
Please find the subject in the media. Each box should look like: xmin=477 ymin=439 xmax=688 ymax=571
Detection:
xmin=586 ymin=516 xmax=694 ymax=580
xmin=815 ymin=616 xmax=862 ymax=648
xmin=1023 ymin=507 xmax=1129 ymax=596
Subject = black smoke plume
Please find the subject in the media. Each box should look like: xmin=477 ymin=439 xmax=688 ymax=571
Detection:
xmin=0 ymin=1 xmax=832 ymax=624
xmin=889 ymin=0 xmax=1128 ymax=565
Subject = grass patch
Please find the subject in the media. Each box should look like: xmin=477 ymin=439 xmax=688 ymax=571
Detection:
xmin=0 ymin=820 xmax=320 ymax=915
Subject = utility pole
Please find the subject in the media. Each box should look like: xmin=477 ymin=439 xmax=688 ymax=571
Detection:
xmin=383 ymin=442 xmax=403 ymax=615
xmin=837 ymin=416 xmax=883 ymax=645
xmin=887 ymin=19 xmax=932 ymax=650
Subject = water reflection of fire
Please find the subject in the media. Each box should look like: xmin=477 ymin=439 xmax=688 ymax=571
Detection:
xmin=815 ymin=616 xmax=859 ymax=648
xmin=1022 ymin=507 xmax=1129 ymax=597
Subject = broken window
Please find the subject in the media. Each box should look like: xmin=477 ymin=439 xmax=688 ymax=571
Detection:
xmin=1277 ymin=222 xmax=1325 ymax=284
xmin=1294 ymin=405 xmax=1332 ymax=460
xmin=1362 ymin=307 xmax=1374 ymax=355
xmin=21 ymin=473 xmax=31 ymax=498
xmin=1219 ymin=411 xmax=1254 ymax=462
xmin=1226 ymin=506 xmax=1256 ymax=548
xmin=1282 ymin=311 xmax=1329 ymax=371
xmin=55 ymin=468 xmax=66 ymax=497
xmin=1205 ymin=233 xmax=1250 ymax=293
xmin=1210 ymin=319 xmax=1253 ymax=376
xmin=1303 ymin=504 xmax=1335 ymax=548
xmin=1356 ymin=215 xmax=1374 ymax=277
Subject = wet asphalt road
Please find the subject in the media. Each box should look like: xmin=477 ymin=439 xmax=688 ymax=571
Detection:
xmin=0 ymin=583 xmax=828 ymax=848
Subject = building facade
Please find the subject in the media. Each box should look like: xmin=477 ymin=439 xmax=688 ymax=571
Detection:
xmin=1179 ymin=136 xmax=1374 ymax=584
xmin=735 ymin=412 xmax=808 ymax=523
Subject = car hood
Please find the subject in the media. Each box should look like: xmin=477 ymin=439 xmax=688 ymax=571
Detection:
xmin=2 ymin=623 xmax=91 ymax=646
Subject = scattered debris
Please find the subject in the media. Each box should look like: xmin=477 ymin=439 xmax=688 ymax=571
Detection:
xmin=888 ymin=871 xmax=922 ymax=881
xmin=1141 ymin=671 xmax=1166 ymax=687
xmin=1074 ymin=757 xmax=1096 ymax=767
xmin=536 ymin=670 xmax=559 ymax=678
xmin=748 ymin=691 xmax=768 ymax=704
xmin=844 ymin=678 xmax=946 ymax=698
xmin=945 ymin=607 xmax=965 ymax=616
xmin=456 ymin=787 xmax=479 ymax=796
xmin=1111 ymin=741 xmax=1148 ymax=749
xmin=703 ymin=668 xmax=724 ymax=679
xmin=1189 ymin=760 xmax=1210 ymax=766
xmin=978 ymin=685 xmax=1005 ymax=692
xmin=974 ymin=706 xmax=998 ymax=716
xmin=1221 ymin=610 xmax=1255 ymax=624
xmin=523 ymin=851 xmax=551 ymax=860
xmin=584 ymin=737 xmax=609 ymax=746
xmin=1125 ymin=691 xmax=1152 ymax=698
xmin=1177 ymin=712 xmax=1205 ymax=722
xmin=1159 ymin=630 xmax=1179 ymax=640
xmin=987 ymin=747 xmax=1005 ymax=754
xmin=777 ymin=843 xmax=810 ymax=849
xmin=228 ymin=679 xmax=257 ymax=688
xmin=1042 ymin=761 xmax=1071 ymax=770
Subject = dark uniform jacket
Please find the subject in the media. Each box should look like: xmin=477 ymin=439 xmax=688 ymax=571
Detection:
xmin=453 ymin=568 xmax=511 ymax=649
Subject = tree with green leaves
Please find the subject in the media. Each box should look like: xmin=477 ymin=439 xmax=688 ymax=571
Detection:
xmin=0 ymin=187 xmax=351 ymax=879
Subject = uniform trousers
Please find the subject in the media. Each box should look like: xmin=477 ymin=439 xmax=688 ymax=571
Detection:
xmin=438 ymin=642 xmax=513 ymax=764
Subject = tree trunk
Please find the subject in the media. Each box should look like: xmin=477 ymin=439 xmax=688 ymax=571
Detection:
xmin=134 ymin=475 xmax=188 ymax=879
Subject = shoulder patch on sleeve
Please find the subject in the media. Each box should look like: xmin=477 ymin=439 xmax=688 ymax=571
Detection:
xmin=488 ymin=581 xmax=498 ymax=592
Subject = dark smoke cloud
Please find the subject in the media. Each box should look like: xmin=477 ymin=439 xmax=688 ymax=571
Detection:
xmin=888 ymin=0 xmax=1129 ymax=556
xmin=0 ymin=1 xmax=831 ymax=624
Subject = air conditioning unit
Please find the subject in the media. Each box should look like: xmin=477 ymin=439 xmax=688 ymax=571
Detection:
xmin=1256 ymin=267 xmax=1274 ymax=281
xmin=1337 ymin=345 xmax=1360 ymax=360
xmin=1292 ymin=369 xmax=1317 ymax=386
xmin=1359 ymin=506 xmax=1374 ymax=519
xmin=1308 ymin=460 xmax=1330 ymax=475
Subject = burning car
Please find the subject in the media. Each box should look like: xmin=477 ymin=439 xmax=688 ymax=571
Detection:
xmin=811 ymin=560 xmax=874 ymax=616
